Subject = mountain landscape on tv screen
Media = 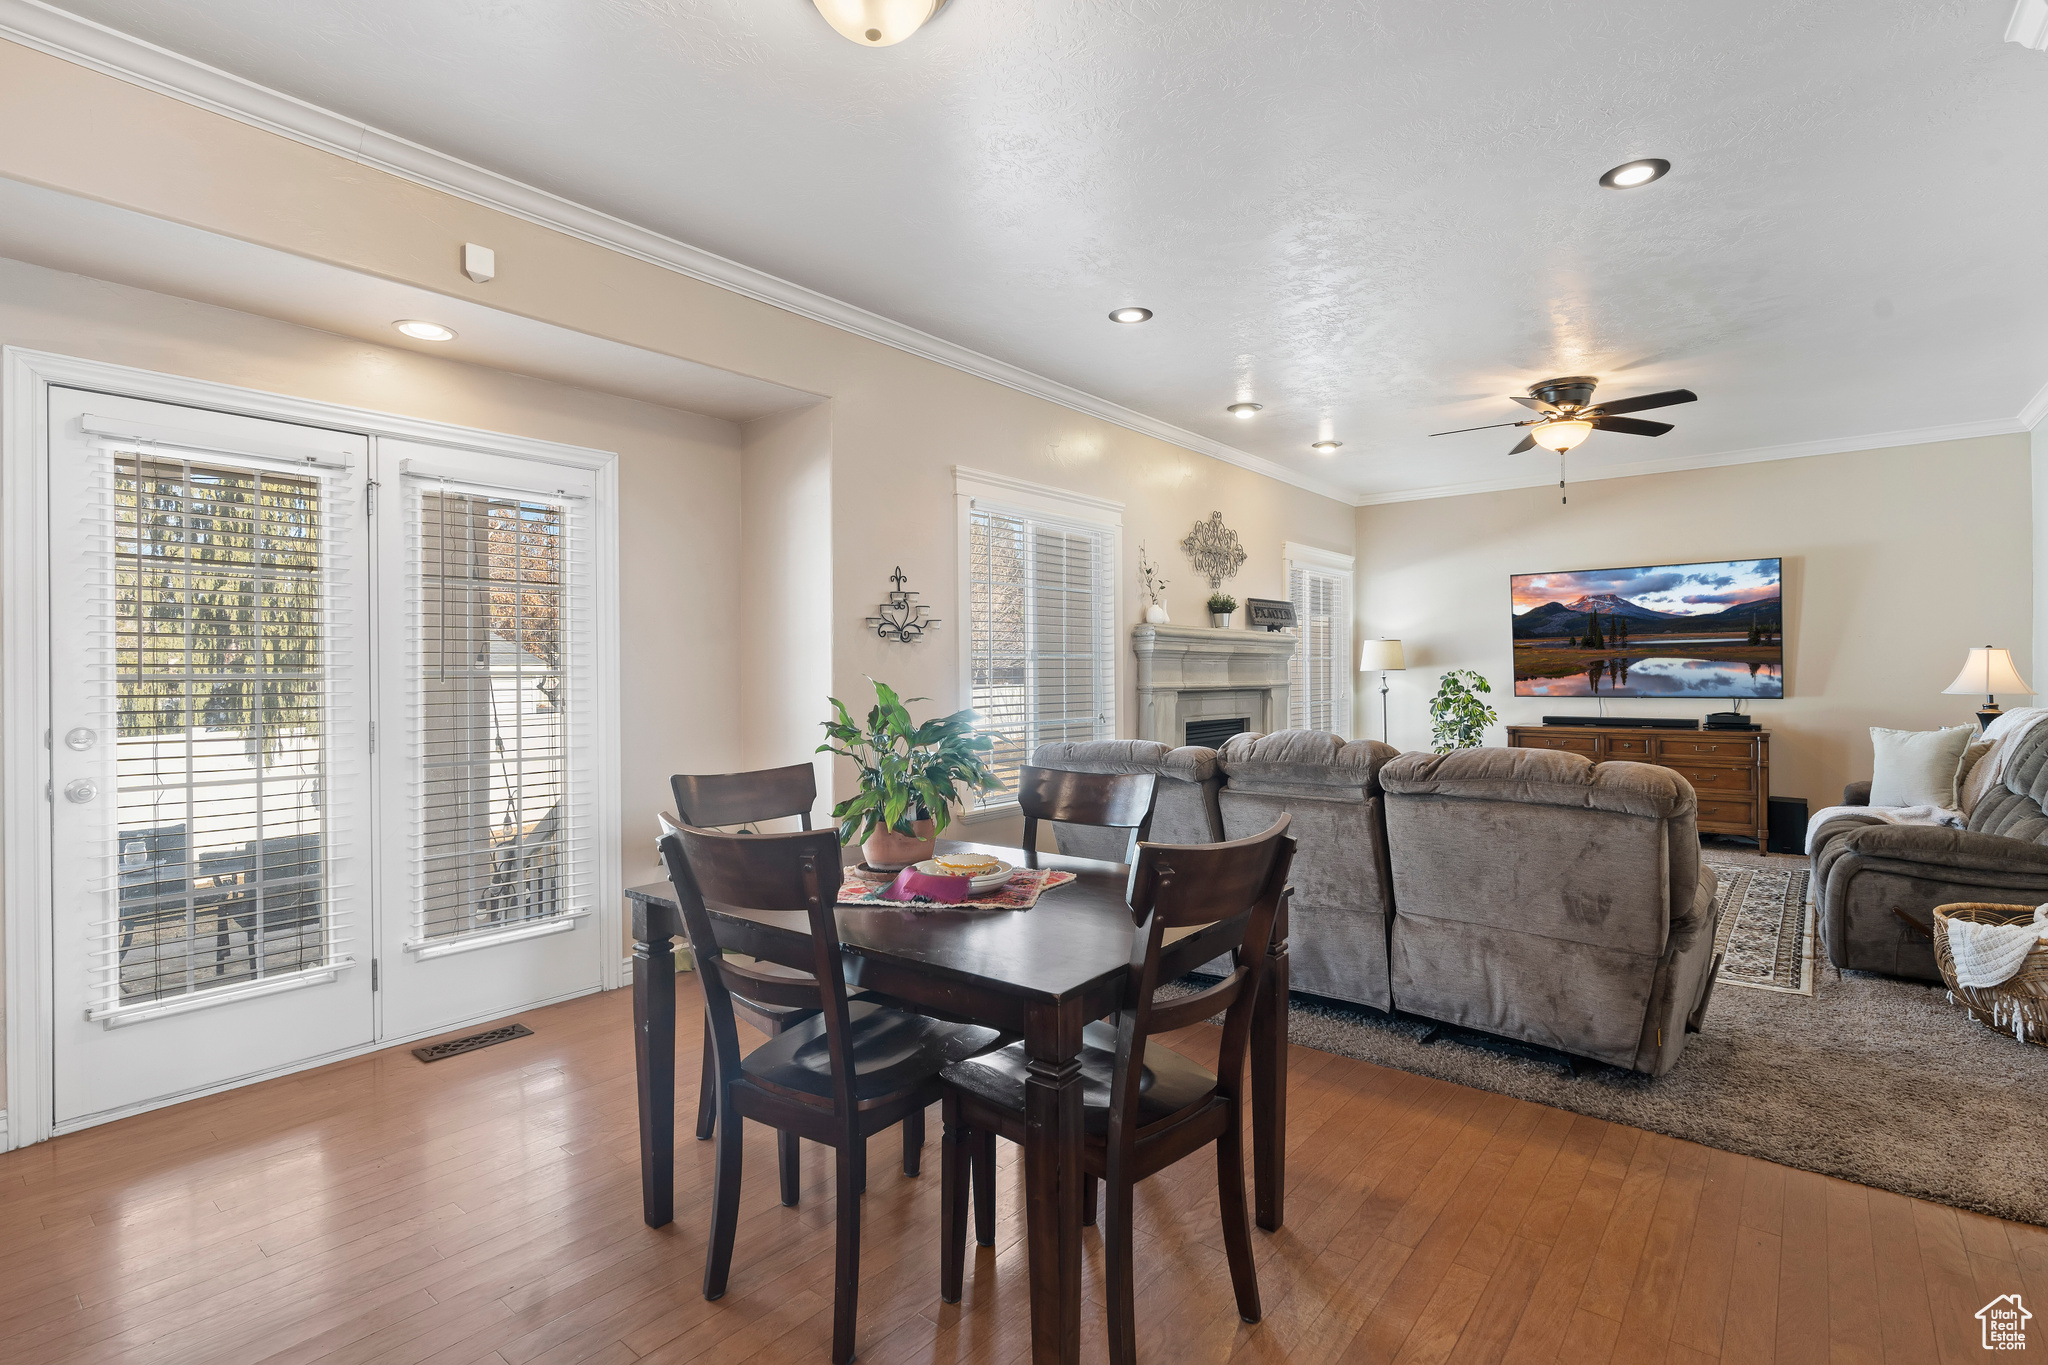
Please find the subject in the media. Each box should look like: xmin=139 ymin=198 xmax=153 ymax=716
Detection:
xmin=1510 ymin=559 xmax=1784 ymax=699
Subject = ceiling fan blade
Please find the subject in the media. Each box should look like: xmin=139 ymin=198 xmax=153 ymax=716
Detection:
xmin=1591 ymin=415 xmax=1674 ymax=437
xmin=1508 ymin=434 xmax=1537 ymax=455
xmin=1507 ymin=395 xmax=1554 ymax=411
xmin=1428 ymin=419 xmax=1532 ymax=437
xmin=1594 ymin=388 xmax=1697 ymax=416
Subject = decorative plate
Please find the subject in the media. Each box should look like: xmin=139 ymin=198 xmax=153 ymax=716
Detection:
xmin=913 ymin=859 xmax=1015 ymax=893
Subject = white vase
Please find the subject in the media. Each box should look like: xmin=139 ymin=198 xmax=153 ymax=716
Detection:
xmin=1144 ymin=603 xmax=1169 ymax=624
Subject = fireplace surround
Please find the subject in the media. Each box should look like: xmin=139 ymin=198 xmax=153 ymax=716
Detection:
xmin=1131 ymin=623 xmax=1296 ymax=748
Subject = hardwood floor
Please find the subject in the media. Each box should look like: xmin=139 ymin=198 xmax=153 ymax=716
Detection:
xmin=0 ymin=981 xmax=2037 ymax=1364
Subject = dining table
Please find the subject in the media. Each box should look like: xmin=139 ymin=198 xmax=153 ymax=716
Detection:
xmin=624 ymin=839 xmax=1291 ymax=1365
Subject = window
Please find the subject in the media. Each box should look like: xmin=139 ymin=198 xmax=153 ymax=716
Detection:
xmin=956 ymin=468 xmax=1121 ymax=811
xmin=1286 ymin=543 xmax=1354 ymax=737
xmin=403 ymin=465 xmax=597 ymax=952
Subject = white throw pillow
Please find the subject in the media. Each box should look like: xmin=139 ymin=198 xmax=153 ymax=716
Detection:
xmin=1868 ymin=725 xmax=1976 ymax=809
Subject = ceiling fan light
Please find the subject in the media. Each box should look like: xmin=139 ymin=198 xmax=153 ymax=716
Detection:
xmin=811 ymin=0 xmax=946 ymax=46
xmin=1531 ymin=419 xmax=1594 ymax=452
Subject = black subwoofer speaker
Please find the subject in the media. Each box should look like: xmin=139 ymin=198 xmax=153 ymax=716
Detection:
xmin=1767 ymin=796 xmax=1808 ymax=855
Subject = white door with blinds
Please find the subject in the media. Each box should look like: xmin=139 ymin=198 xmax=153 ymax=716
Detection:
xmin=961 ymin=485 xmax=1117 ymax=809
xmin=46 ymin=389 xmax=376 ymax=1125
xmin=371 ymin=439 xmax=605 ymax=1040
xmin=1287 ymin=550 xmax=1354 ymax=737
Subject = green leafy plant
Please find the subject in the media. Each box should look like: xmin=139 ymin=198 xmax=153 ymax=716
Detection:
xmin=817 ymin=678 xmax=1002 ymax=846
xmin=1429 ymin=668 xmax=1499 ymax=753
xmin=1206 ymin=593 xmax=1238 ymax=614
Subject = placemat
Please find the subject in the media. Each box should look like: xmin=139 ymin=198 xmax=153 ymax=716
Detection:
xmin=836 ymin=868 xmax=1077 ymax=910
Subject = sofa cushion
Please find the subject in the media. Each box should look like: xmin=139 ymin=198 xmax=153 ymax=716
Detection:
xmin=1381 ymin=746 xmax=1695 ymax=820
xmin=1216 ymin=729 xmax=1394 ymax=800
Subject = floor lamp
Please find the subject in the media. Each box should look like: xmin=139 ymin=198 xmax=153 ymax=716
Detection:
xmin=1360 ymin=639 xmax=1406 ymax=745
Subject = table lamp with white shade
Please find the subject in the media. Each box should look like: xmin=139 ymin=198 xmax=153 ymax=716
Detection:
xmin=1943 ymin=645 xmax=2032 ymax=730
xmin=1360 ymin=638 xmax=1406 ymax=744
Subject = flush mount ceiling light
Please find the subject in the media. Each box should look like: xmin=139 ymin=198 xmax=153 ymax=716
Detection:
xmin=1226 ymin=402 xmax=1263 ymax=418
xmin=1599 ymin=158 xmax=1670 ymax=189
xmin=394 ymin=320 xmax=457 ymax=341
xmin=1310 ymin=440 xmax=1343 ymax=452
xmin=812 ymin=0 xmax=948 ymax=46
xmin=1108 ymin=306 xmax=1153 ymax=323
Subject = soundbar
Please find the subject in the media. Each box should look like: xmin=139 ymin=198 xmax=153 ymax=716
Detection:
xmin=1541 ymin=715 xmax=1700 ymax=730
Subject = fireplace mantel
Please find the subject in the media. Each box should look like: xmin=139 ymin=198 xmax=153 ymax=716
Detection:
xmin=1131 ymin=623 xmax=1297 ymax=747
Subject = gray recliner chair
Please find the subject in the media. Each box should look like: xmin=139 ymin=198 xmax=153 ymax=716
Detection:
xmin=1380 ymin=747 xmax=1722 ymax=1076
xmin=1216 ymin=730 xmax=1400 ymax=1011
xmin=1812 ymin=721 xmax=2048 ymax=982
xmin=1027 ymin=740 xmax=1223 ymax=861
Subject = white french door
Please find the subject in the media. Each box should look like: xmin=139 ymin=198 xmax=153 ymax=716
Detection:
xmin=39 ymin=381 xmax=611 ymax=1132
xmin=47 ymin=389 xmax=375 ymax=1124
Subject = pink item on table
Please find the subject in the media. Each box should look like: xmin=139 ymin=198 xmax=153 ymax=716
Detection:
xmin=876 ymin=867 xmax=971 ymax=903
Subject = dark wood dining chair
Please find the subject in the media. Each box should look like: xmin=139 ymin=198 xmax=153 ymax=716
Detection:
xmin=670 ymin=765 xmax=920 ymax=1190
xmin=936 ymin=816 xmax=1295 ymax=1365
xmin=658 ymin=825 xmax=1000 ymax=1365
xmin=1015 ymin=764 xmax=1158 ymax=869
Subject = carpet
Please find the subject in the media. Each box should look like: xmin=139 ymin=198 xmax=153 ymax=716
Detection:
xmin=1704 ymin=849 xmax=1814 ymax=995
xmin=1198 ymin=850 xmax=2048 ymax=1225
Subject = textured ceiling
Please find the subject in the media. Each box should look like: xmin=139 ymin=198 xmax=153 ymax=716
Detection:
xmin=40 ymin=0 xmax=2048 ymax=499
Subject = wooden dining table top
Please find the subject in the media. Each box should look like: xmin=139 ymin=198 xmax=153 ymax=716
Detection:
xmin=624 ymin=839 xmax=1236 ymax=1010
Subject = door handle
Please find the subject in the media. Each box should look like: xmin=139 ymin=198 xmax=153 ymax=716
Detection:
xmin=64 ymin=778 xmax=98 ymax=804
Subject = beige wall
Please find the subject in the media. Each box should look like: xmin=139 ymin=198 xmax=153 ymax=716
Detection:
xmin=740 ymin=401 xmax=835 ymax=827
xmin=0 ymin=254 xmax=747 ymax=1097
xmin=1354 ymin=435 xmax=2034 ymax=813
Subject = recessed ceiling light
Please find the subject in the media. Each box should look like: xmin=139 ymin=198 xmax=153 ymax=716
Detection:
xmin=1108 ymin=307 xmax=1153 ymax=324
xmin=1310 ymin=440 xmax=1343 ymax=452
xmin=1599 ymin=158 xmax=1670 ymax=190
xmin=395 ymin=320 xmax=457 ymax=341
xmin=1227 ymin=403 xmax=1263 ymax=418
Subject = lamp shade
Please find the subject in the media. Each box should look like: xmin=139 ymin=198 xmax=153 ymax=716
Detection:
xmin=1360 ymin=639 xmax=1406 ymax=672
xmin=1942 ymin=646 xmax=2032 ymax=697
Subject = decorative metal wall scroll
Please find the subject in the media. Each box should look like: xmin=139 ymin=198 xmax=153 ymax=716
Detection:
xmin=1180 ymin=511 xmax=1247 ymax=590
xmin=867 ymin=566 xmax=940 ymax=642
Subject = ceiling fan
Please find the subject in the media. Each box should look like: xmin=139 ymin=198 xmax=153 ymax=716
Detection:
xmin=1428 ymin=375 xmax=1697 ymax=502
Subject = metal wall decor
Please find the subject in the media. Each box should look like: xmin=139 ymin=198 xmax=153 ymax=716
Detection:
xmin=1181 ymin=511 xmax=1248 ymax=590
xmin=867 ymin=566 xmax=940 ymax=642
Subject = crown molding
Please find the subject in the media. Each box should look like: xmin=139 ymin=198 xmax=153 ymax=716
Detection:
xmin=1353 ymin=414 xmax=2031 ymax=507
xmin=0 ymin=0 xmax=1354 ymax=507
xmin=2019 ymin=375 xmax=2048 ymax=431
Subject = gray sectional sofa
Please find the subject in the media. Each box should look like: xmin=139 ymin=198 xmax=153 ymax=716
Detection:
xmin=1030 ymin=731 xmax=1724 ymax=1075
xmin=1811 ymin=721 xmax=2048 ymax=982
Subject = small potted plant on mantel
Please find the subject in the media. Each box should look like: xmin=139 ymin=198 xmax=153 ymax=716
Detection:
xmin=818 ymin=678 xmax=1003 ymax=870
xmin=1207 ymin=592 xmax=1238 ymax=628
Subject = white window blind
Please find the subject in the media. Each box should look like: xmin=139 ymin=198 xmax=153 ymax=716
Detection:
xmin=405 ymin=476 xmax=596 ymax=949
xmin=966 ymin=503 xmax=1115 ymax=809
xmin=89 ymin=446 xmax=360 ymax=1019
xmin=1288 ymin=561 xmax=1352 ymax=736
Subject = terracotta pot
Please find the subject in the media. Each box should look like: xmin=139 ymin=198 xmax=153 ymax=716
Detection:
xmin=862 ymin=818 xmax=937 ymax=871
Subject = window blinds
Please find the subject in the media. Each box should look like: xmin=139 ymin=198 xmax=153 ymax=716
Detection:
xmin=405 ymin=478 xmax=595 ymax=949
xmin=1288 ymin=563 xmax=1352 ymax=736
xmin=88 ymin=447 xmax=360 ymax=1020
xmin=966 ymin=503 xmax=1115 ymax=809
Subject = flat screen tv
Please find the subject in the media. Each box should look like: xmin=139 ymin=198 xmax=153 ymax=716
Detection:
xmin=1510 ymin=558 xmax=1783 ymax=699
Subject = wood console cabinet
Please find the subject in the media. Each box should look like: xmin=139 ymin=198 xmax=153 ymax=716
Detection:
xmin=1506 ymin=725 xmax=1770 ymax=851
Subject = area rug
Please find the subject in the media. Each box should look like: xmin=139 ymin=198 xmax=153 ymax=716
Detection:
xmin=1703 ymin=850 xmax=1814 ymax=995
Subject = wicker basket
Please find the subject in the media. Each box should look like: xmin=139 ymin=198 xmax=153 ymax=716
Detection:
xmin=1931 ymin=903 xmax=2048 ymax=1047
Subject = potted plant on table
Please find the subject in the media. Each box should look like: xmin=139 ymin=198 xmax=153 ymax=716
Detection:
xmin=1207 ymin=592 xmax=1238 ymax=628
xmin=818 ymin=678 xmax=1003 ymax=870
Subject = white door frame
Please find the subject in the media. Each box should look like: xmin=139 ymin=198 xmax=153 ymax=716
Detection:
xmin=2 ymin=348 xmax=624 ymax=1150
